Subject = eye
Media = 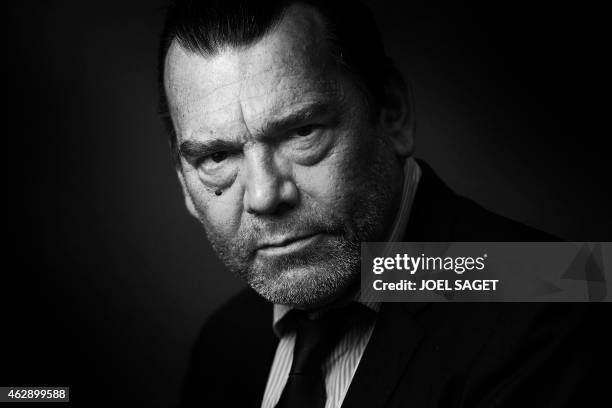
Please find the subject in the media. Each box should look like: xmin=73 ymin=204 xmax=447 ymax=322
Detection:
xmin=295 ymin=125 xmax=316 ymax=137
xmin=210 ymin=151 xmax=228 ymax=163
xmin=196 ymin=151 xmax=233 ymax=171
xmin=196 ymin=149 xmax=240 ymax=186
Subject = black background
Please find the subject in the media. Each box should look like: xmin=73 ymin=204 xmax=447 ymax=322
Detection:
xmin=5 ymin=1 xmax=611 ymax=406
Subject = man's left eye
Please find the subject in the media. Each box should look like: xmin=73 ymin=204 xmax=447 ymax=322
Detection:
xmin=294 ymin=125 xmax=317 ymax=137
xmin=210 ymin=152 xmax=228 ymax=163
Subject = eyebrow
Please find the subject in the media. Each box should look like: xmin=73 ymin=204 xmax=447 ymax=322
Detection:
xmin=178 ymin=101 xmax=335 ymax=160
xmin=179 ymin=139 xmax=241 ymax=160
xmin=257 ymin=101 xmax=333 ymax=137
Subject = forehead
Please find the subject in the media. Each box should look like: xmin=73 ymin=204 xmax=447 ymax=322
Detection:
xmin=163 ymin=5 xmax=346 ymax=138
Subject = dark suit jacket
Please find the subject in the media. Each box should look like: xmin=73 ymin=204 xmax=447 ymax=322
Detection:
xmin=179 ymin=161 xmax=609 ymax=407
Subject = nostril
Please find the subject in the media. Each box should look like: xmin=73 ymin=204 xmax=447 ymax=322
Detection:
xmin=273 ymin=202 xmax=296 ymax=217
xmin=244 ymin=181 xmax=280 ymax=214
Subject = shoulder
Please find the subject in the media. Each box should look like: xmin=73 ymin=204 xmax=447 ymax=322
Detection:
xmin=410 ymin=160 xmax=560 ymax=242
xmin=179 ymin=288 xmax=276 ymax=407
xmin=460 ymin=302 xmax=609 ymax=406
xmin=451 ymin=194 xmax=559 ymax=241
xmin=194 ymin=287 xmax=272 ymax=349
xmin=410 ymin=301 xmax=609 ymax=406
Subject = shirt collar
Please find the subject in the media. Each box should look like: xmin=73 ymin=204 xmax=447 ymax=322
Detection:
xmin=272 ymin=157 xmax=421 ymax=337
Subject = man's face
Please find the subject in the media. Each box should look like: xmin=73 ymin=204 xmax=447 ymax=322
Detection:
xmin=165 ymin=5 xmax=405 ymax=309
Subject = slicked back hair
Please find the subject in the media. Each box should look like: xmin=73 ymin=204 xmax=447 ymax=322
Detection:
xmin=158 ymin=0 xmax=395 ymax=163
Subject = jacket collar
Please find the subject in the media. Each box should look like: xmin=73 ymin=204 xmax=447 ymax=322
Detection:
xmin=341 ymin=159 xmax=460 ymax=408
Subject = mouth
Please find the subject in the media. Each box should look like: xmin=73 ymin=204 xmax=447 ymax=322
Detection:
xmin=256 ymin=233 xmax=323 ymax=256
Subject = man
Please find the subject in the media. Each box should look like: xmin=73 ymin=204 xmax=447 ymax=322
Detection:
xmin=159 ymin=0 xmax=607 ymax=406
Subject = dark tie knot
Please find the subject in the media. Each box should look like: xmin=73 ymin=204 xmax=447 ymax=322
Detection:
xmin=275 ymin=303 xmax=373 ymax=408
xmin=288 ymin=303 xmax=373 ymax=375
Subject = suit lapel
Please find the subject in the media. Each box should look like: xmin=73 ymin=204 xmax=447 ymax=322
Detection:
xmin=340 ymin=303 xmax=425 ymax=408
xmin=236 ymin=291 xmax=279 ymax=404
xmin=342 ymin=160 xmax=459 ymax=407
xmin=240 ymin=327 xmax=279 ymax=404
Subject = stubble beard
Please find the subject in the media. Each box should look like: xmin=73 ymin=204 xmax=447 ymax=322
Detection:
xmin=201 ymin=136 xmax=401 ymax=309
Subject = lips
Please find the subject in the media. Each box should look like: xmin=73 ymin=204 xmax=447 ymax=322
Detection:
xmin=258 ymin=232 xmax=318 ymax=249
xmin=256 ymin=232 xmax=322 ymax=256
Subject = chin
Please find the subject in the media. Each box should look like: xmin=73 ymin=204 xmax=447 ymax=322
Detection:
xmin=248 ymin=263 xmax=357 ymax=309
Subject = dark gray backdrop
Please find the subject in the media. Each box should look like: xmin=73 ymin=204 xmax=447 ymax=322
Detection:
xmin=6 ymin=1 xmax=610 ymax=406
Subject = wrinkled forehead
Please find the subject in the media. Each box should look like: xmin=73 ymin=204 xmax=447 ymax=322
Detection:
xmin=163 ymin=4 xmax=346 ymax=136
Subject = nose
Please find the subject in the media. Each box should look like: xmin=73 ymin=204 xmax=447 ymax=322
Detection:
xmin=242 ymin=146 xmax=298 ymax=215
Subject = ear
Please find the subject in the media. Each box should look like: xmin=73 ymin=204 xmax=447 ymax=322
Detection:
xmin=176 ymin=168 xmax=199 ymax=219
xmin=378 ymin=68 xmax=415 ymax=158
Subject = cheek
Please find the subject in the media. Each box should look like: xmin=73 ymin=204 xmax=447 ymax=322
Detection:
xmin=183 ymin=169 xmax=243 ymax=236
xmin=295 ymin=91 xmax=379 ymax=209
xmin=294 ymin=137 xmax=365 ymax=213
